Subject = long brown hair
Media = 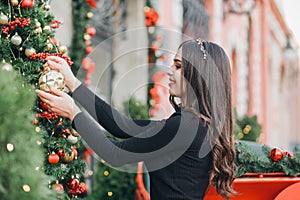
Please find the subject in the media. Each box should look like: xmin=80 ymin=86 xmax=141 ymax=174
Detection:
xmin=170 ymin=39 xmax=236 ymax=199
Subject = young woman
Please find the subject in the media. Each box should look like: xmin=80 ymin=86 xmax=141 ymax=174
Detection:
xmin=36 ymin=38 xmax=236 ymax=200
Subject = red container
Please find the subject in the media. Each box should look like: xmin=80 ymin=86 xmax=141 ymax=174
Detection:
xmin=204 ymin=173 xmax=300 ymax=200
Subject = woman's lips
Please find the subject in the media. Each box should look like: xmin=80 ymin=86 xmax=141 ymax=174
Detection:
xmin=168 ymin=79 xmax=175 ymax=86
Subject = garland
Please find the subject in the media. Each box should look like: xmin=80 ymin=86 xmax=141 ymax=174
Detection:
xmin=70 ymin=0 xmax=96 ymax=85
xmin=145 ymin=0 xmax=167 ymax=117
xmin=235 ymin=141 xmax=300 ymax=177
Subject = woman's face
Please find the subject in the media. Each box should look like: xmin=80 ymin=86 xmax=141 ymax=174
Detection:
xmin=168 ymin=48 xmax=184 ymax=97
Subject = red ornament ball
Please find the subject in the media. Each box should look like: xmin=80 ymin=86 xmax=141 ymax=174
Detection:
xmin=85 ymin=46 xmax=93 ymax=54
xmin=40 ymin=101 xmax=48 ymax=110
xmin=57 ymin=149 xmax=65 ymax=157
xmin=68 ymin=178 xmax=79 ymax=189
xmin=86 ymin=26 xmax=96 ymax=37
xmin=48 ymin=153 xmax=60 ymax=164
xmin=72 ymin=147 xmax=78 ymax=158
xmin=52 ymin=182 xmax=64 ymax=192
xmin=270 ymin=147 xmax=283 ymax=162
xmin=78 ymin=182 xmax=88 ymax=194
xmin=21 ymin=0 xmax=34 ymax=8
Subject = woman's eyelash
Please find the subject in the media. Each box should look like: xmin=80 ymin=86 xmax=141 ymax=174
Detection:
xmin=175 ymin=65 xmax=182 ymax=69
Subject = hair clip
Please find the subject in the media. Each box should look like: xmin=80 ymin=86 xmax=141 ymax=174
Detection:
xmin=195 ymin=38 xmax=207 ymax=60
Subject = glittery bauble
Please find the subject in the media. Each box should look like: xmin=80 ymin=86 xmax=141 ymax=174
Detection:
xmin=10 ymin=0 xmax=19 ymax=6
xmin=39 ymin=70 xmax=65 ymax=92
xmin=60 ymin=148 xmax=74 ymax=163
xmin=270 ymin=147 xmax=283 ymax=162
xmin=25 ymin=48 xmax=36 ymax=57
xmin=0 ymin=13 xmax=8 ymax=25
xmin=67 ymin=178 xmax=79 ymax=189
xmin=11 ymin=33 xmax=22 ymax=45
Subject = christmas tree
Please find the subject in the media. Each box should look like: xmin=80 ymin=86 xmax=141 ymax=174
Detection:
xmin=0 ymin=69 xmax=55 ymax=200
xmin=0 ymin=1 xmax=87 ymax=199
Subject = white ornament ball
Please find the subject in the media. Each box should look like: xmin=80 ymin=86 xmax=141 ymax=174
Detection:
xmin=2 ymin=62 xmax=13 ymax=71
xmin=67 ymin=135 xmax=78 ymax=144
xmin=0 ymin=13 xmax=8 ymax=25
xmin=11 ymin=33 xmax=22 ymax=46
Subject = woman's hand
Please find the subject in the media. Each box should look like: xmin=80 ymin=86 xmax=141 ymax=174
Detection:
xmin=45 ymin=56 xmax=81 ymax=92
xmin=36 ymin=88 xmax=81 ymax=121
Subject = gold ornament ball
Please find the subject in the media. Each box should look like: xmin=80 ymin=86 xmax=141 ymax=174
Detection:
xmin=46 ymin=43 xmax=53 ymax=51
xmin=43 ymin=26 xmax=51 ymax=32
xmin=25 ymin=48 xmax=36 ymax=57
xmin=34 ymin=27 xmax=43 ymax=34
xmin=58 ymin=45 xmax=67 ymax=54
xmin=44 ymin=4 xmax=51 ymax=11
xmin=0 ymin=13 xmax=8 ymax=25
xmin=39 ymin=70 xmax=65 ymax=92
xmin=60 ymin=149 xmax=74 ymax=163
xmin=10 ymin=0 xmax=19 ymax=6
xmin=35 ymin=21 xmax=41 ymax=28
xmin=11 ymin=33 xmax=22 ymax=46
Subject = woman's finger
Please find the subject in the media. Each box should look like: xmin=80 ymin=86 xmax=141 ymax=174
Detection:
xmin=46 ymin=60 xmax=62 ymax=71
xmin=46 ymin=56 xmax=65 ymax=63
xmin=50 ymin=87 xmax=64 ymax=97
xmin=47 ymin=105 xmax=53 ymax=113
xmin=36 ymin=89 xmax=56 ymax=102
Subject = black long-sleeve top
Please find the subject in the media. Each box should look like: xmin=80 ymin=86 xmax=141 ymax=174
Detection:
xmin=71 ymin=84 xmax=213 ymax=200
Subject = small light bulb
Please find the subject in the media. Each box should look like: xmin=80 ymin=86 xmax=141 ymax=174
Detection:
xmin=88 ymin=170 xmax=94 ymax=176
xmin=107 ymin=191 xmax=113 ymax=197
xmin=6 ymin=143 xmax=14 ymax=152
xmin=22 ymin=184 xmax=31 ymax=192
xmin=104 ymin=170 xmax=109 ymax=176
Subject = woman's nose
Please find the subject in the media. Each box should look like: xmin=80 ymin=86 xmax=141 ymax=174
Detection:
xmin=167 ymin=66 xmax=174 ymax=76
